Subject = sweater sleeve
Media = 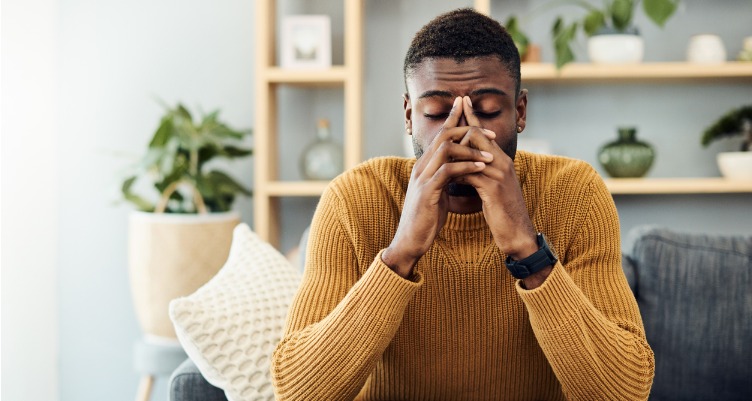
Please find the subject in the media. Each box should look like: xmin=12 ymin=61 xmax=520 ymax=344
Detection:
xmin=271 ymin=184 xmax=422 ymax=401
xmin=516 ymin=175 xmax=655 ymax=401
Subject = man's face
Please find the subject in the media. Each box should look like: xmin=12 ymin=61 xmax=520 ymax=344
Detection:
xmin=405 ymin=56 xmax=526 ymax=160
xmin=404 ymin=56 xmax=526 ymax=196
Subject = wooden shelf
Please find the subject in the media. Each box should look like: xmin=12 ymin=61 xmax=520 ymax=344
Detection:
xmin=522 ymin=62 xmax=752 ymax=83
xmin=606 ymin=178 xmax=752 ymax=194
xmin=264 ymin=67 xmax=348 ymax=85
xmin=264 ymin=181 xmax=330 ymax=196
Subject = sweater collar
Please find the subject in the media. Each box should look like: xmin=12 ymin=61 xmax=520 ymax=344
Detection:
xmin=443 ymin=211 xmax=487 ymax=232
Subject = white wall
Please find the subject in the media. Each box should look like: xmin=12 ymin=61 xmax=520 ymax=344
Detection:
xmin=1 ymin=0 xmax=61 ymax=400
xmin=54 ymin=1 xmax=254 ymax=400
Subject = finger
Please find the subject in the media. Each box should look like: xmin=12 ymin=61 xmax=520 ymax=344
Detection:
xmin=428 ymin=161 xmax=487 ymax=190
xmin=459 ymin=127 xmax=496 ymax=147
xmin=442 ymin=97 xmax=464 ymax=129
xmin=419 ymin=140 xmax=493 ymax=181
xmin=463 ymin=96 xmax=482 ymax=127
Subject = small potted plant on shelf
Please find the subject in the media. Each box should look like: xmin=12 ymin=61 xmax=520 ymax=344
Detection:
xmin=550 ymin=0 xmax=679 ymax=68
xmin=121 ymin=102 xmax=252 ymax=339
xmin=505 ymin=16 xmax=541 ymax=63
xmin=701 ymin=105 xmax=752 ymax=180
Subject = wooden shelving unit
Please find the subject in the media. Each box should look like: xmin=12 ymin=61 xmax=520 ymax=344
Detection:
xmin=253 ymin=0 xmax=750 ymax=247
xmin=254 ymin=0 xmax=363 ymax=247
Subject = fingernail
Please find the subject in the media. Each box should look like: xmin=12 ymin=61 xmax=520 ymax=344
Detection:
xmin=465 ymin=96 xmax=472 ymax=107
xmin=483 ymin=129 xmax=496 ymax=137
xmin=480 ymin=151 xmax=493 ymax=159
xmin=474 ymin=162 xmax=486 ymax=168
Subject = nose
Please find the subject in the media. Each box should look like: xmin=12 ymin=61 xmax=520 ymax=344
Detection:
xmin=458 ymin=114 xmax=468 ymax=127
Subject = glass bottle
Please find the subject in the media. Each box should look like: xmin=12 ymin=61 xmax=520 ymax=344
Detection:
xmin=598 ymin=127 xmax=655 ymax=178
xmin=300 ymin=119 xmax=344 ymax=180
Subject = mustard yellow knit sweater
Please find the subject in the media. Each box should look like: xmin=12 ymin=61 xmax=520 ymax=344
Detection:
xmin=271 ymin=151 xmax=655 ymax=401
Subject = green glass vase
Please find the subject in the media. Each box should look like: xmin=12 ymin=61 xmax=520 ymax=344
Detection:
xmin=598 ymin=127 xmax=655 ymax=178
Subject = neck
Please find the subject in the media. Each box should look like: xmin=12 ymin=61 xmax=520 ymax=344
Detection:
xmin=447 ymin=195 xmax=483 ymax=214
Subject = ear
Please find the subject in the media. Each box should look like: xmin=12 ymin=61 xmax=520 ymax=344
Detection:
xmin=515 ymin=89 xmax=528 ymax=132
xmin=403 ymin=92 xmax=412 ymax=135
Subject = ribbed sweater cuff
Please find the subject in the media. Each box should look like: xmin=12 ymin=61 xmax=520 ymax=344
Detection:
xmin=355 ymin=249 xmax=423 ymax=322
xmin=515 ymin=262 xmax=589 ymax=330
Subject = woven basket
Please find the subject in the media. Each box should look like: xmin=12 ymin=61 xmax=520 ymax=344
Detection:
xmin=128 ymin=210 xmax=240 ymax=338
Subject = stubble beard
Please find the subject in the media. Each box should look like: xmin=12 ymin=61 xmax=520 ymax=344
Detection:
xmin=412 ymin=134 xmax=518 ymax=198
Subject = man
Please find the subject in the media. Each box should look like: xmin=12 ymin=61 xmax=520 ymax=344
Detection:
xmin=271 ymin=8 xmax=654 ymax=401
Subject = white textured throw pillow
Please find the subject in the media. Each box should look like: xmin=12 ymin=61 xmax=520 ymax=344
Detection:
xmin=169 ymin=223 xmax=301 ymax=401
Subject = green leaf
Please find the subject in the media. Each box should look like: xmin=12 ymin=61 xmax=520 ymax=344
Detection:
xmin=583 ymin=10 xmax=606 ymax=36
xmin=552 ymin=17 xmax=577 ymax=69
xmin=610 ymin=0 xmax=634 ymax=31
xmin=148 ymin=116 xmax=173 ymax=148
xmin=220 ymin=145 xmax=253 ymax=158
xmin=121 ymin=176 xmax=155 ymax=211
xmin=206 ymin=170 xmax=252 ymax=196
xmin=505 ymin=16 xmax=530 ymax=58
xmin=643 ymin=0 xmax=678 ymax=27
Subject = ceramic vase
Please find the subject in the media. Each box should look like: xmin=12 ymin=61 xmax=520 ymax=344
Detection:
xmin=598 ymin=127 xmax=655 ymax=178
xmin=300 ymin=118 xmax=343 ymax=180
xmin=588 ymin=27 xmax=644 ymax=64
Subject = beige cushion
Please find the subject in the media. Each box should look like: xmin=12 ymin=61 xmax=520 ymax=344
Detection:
xmin=169 ymin=223 xmax=301 ymax=401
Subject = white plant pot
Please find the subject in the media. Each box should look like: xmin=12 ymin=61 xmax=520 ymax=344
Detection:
xmin=717 ymin=151 xmax=752 ymax=179
xmin=128 ymin=210 xmax=240 ymax=338
xmin=588 ymin=34 xmax=644 ymax=64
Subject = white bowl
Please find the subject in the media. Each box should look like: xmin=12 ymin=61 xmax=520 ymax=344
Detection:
xmin=588 ymin=34 xmax=644 ymax=64
xmin=717 ymin=151 xmax=752 ymax=179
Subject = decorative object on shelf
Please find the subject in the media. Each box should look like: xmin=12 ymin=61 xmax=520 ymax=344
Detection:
xmin=549 ymin=0 xmax=679 ymax=68
xmin=598 ymin=126 xmax=655 ymax=178
xmin=701 ymin=105 xmax=752 ymax=179
xmin=687 ymin=34 xmax=727 ymax=63
xmin=737 ymin=36 xmax=752 ymax=62
xmin=588 ymin=26 xmax=644 ymax=64
xmin=300 ymin=118 xmax=344 ymax=180
xmin=280 ymin=15 xmax=332 ymax=69
xmin=121 ymin=102 xmax=252 ymax=339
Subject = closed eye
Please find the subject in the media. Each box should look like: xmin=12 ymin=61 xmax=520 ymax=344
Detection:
xmin=475 ymin=110 xmax=501 ymax=119
xmin=423 ymin=113 xmax=449 ymax=120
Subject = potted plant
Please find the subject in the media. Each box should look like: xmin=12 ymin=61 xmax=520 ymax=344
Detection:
xmin=550 ymin=0 xmax=679 ymax=68
xmin=122 ymin=102 xmax=252 ymax=339
xmin=505 ymin=16 xmax=541 ymax=63
xmin=701 ymin=105 xmax=752 ymax=179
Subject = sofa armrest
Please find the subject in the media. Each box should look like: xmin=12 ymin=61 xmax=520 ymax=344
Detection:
xmin=169 ymin=359 xmax=228 ymax=401
xmin=621 ymin=254 xmax=637 ymax=296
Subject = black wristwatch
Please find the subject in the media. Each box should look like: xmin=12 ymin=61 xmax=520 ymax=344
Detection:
xmin=505 ymin=233 xmax=558 ymax=279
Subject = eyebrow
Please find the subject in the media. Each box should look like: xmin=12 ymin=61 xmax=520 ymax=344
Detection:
xmin=417 ymin=88 xmax=508 ymax=100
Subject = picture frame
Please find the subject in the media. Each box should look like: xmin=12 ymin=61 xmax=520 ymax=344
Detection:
xmin=280 ymin=15 xmax=332 ymax=69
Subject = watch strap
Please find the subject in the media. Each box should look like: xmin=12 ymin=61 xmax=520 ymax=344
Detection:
xmin=505 ymin=233 xmax=558 ymax=279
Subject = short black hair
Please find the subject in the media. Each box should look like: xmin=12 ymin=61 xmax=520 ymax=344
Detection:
xmin=403 ymin=8 xmax=521 ymax=95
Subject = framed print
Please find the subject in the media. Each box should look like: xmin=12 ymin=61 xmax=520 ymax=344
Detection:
xmin=280 ymin=15 xmax=332 ymax=69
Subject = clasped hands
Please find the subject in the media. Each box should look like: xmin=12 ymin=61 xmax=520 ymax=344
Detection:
xmin=383 ymin=96 xmax=541 ymax=284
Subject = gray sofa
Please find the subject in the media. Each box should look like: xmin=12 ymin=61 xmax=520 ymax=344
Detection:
xmin=170 ymin=226 xmax=752 ymax=401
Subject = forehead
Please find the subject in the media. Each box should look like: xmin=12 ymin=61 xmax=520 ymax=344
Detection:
xmin=406 ymin=56 xmax=515 ymax=98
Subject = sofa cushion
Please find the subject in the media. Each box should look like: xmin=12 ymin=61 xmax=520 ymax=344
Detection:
xmin=169 ymin=358 xmax=228 ymax=401
xmin=626 ymin=226 xmax=752 ymax=401
xmin=169 ymin=223 xmax=301 ymax=401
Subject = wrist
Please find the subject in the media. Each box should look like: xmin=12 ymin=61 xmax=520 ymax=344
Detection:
xmin=501 ymin=233 xmax=538 ymax=260
xmin=505 ymin=233 xmax=558 ymax=283
xmin=381 ymin=246 xmax=420 ymax=279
